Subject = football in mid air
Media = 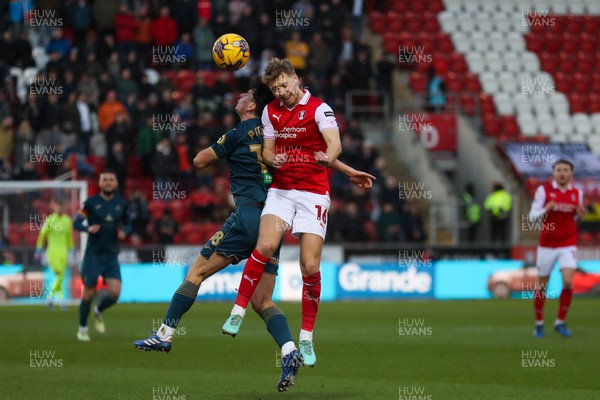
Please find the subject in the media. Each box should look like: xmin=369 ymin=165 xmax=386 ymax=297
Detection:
xmin=212 ymin=33 xmax=251 ymax=71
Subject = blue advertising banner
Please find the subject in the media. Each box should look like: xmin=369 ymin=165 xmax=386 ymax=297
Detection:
xmin=434 ymin=260 xmax=523 ymax=299
xmin=120 ymin=264 xmax=186 ymax=302
xmin=119 ymin=261 xmax=338 ymax=303
xmin=434 ymin=260 xmax=600 ymax=300
xmin=336 ymin=262 xmax=434 ymax=299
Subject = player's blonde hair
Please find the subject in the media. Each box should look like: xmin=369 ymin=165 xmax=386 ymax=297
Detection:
xmin=262 ymin=58 xmax=296 ymax=87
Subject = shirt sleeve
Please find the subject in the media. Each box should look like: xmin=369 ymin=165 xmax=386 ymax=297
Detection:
xmin=262 ymin=105 xmax=275 ymax=140
xmin=210 ymin=127 xmax=243 ymax=159
xmin=315 ymin=102 xmax=339 ymax=132
xmin=36 ymin=217 xmax=49 ymax=249
xmin=529 ymin=185 xmax=547 ymax=220
xmin=66 ymin=216 xmax=74 ymax=250
xmin=73 ymin=199 xmax=92 ymax=232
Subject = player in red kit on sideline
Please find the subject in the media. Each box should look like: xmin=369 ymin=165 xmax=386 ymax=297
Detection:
xmin=221 ymin=58 xmax=374 ymax=367
xmin=529 ymin=159 xmax=586 ymax=338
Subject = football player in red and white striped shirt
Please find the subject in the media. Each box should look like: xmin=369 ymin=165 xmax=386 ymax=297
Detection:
xmin=222 ymin=58 xmax=374 ymax=367
xmin=529 ymin=159 xmax=586 ymax=338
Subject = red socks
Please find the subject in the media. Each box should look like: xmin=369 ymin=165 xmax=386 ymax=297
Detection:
xmin=557 ymin=288 xmax=573 ymax=321
xmin=534 ymin=289 xmax=546 ymax=322
xmin=234 ymin=249 xmax=269 ymax=309
xmin=301 ymin=272 xmax=321 ymax=332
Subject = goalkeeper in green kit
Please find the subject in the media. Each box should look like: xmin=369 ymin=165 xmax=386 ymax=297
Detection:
xmin=35 ymin=199 xmax=75 ymax=309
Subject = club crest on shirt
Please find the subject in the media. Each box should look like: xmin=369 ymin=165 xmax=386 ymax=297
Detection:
xmin=298 ymin=110 xmax=306 ymax=120
xmin=571 ymin=194 xmax=575 ymax=201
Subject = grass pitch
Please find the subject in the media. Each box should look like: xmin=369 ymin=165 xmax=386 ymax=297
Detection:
xmin=1 ymin=299 xmax=599 ymax=399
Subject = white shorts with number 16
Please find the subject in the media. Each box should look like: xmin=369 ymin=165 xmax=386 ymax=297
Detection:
xmin=261 ymin=188 xmax=330 ymax=240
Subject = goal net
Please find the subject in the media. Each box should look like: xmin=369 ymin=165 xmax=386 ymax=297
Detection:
xmin=0 ymin=181 xmax=87 ymax=304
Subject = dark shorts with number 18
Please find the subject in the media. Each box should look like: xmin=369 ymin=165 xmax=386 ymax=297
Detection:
xmin=81 ymin=252 xmax=121 ymax=287
xmin=200 ymin=204 xmax=279 ymax=275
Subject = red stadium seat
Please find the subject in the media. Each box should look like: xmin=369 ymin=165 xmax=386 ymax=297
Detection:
xmin=436 ymin=34 xmax=454 ymax=53
xmin=559 ymin=53 xmax=576 ymax=74
xmin=168 ymin=200 xmax=192 ymax=224
xmin=568 ymin=93 xmax=587 ymax=113
xmin=589 ymin=93 xmax=600 ymax=113
xmin=460 ymin=92 xmax=476 ymax=115
xmin=579 ymin=232 xmax=594 ymax=245
xmin=21 ymin=222 xmax=38 ymax=246
xmin=411 ymin=2 xmax=426 ymax=13
xmin=148 ymin=200 xmax=167 ymax=219
xmin=539 ymin=53 xmax=558 ymax=73
xmin=390 ymin=1 xmax=408 ymax=13
xmin=480 ymin=93 xmax=495 ymax=115
xmin=369 ymin=12 xmax=386 ymax=33
xmin=409 ymin=71 xmax=427 ymax=93
xmin=464 ymin=73 xmax=481 ymax=93
xmin=573 ymin=72 xmax=590 ymax=94
xmin=582 ymin=16 xmax=600 ymax=33
xmin=423 ymin=12 xmax=440 ymax=32
xmin=451 ymin=53 xmax=468 ymax=74
xmin=445 ymin=72 xmax=463 ymax=92
xmin=8 ymin=222 xmax=22 ymax=245
xmin=501 ymin=116 xmax=520 ymax=137
xmin=524 ymin=34 xmax=542 ymax=53
xmin=483 ymin=113 xmax=501 ymax=136
xmin=544 ymin=32 xmax=561 ymax=53
xmin=428 ymin=0 xmax=444 ymax=14
xmin=565 ymin=17 xmax=581 ymax=35
xmin=562 ymin=33 xmax=579 ymax=54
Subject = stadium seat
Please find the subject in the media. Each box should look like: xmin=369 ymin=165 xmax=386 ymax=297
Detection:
xmin=21 ymin=223 xmax=38 ymax=246
xmin=8 ymin=222 xmax=22 ymax=245
xmin=459 ymin=92 xmax=476 ymax=115
xmin=148 ymin=200 xmax=167 ymax=220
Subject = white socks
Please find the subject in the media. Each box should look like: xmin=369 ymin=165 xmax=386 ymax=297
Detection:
xmin=299 ymin=329 xmax=313 ymax=342
xmin=231 ymin=304 xmax=246 ymax=317
xmin=157 ymin=324 xmax=175 ymax=339
xmin=281 ymin=341 xmax=296 ymax=357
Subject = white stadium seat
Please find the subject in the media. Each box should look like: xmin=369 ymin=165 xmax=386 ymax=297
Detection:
xmin=444 ymin=0 xmax=461 ymax=13
xmin=550 ymin=94 xmax=570 ymax=115
xmin=551 ymin=133 xmax=568 ymax=143
xmin=464 ymin=0 xmax=479 ymax=14
xmin=568 ymin=2 xmax=586 ymax=15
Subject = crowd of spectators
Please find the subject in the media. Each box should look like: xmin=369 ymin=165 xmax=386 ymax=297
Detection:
xmin=0 ymin=0 xmax=419 ymax=244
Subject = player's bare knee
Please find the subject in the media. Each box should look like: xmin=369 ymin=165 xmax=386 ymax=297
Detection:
xmin=256 ymin=241 xmax=278 ymax=258
xmin=300 ymin=260 xmax=320 ymax=276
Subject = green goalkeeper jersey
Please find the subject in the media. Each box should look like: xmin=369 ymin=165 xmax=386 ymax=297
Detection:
xmin=36 ymin=213 xmax=74 ymax=254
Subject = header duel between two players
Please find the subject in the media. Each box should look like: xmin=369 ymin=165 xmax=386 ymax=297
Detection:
xmin=133 ymin=57 xmax=375 ymax=392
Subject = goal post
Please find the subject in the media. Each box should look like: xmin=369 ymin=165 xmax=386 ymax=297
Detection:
xmin=0 ymin=180 xmax=88 ymax=303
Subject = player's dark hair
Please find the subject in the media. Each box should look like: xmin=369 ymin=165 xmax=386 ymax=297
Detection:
xmin=99 ymin=169 xmax=118 ymax=178
xmin=250 ymin=77 xmax=275 ymax=115
xmin=553 ymin=159 xmax=574 ymax=171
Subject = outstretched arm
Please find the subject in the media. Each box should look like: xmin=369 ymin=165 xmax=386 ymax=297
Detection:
xmin=330 ymin=159 xmax=376 ymax=189
xmin=193 ymin=147 xmax=219 ymax=169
